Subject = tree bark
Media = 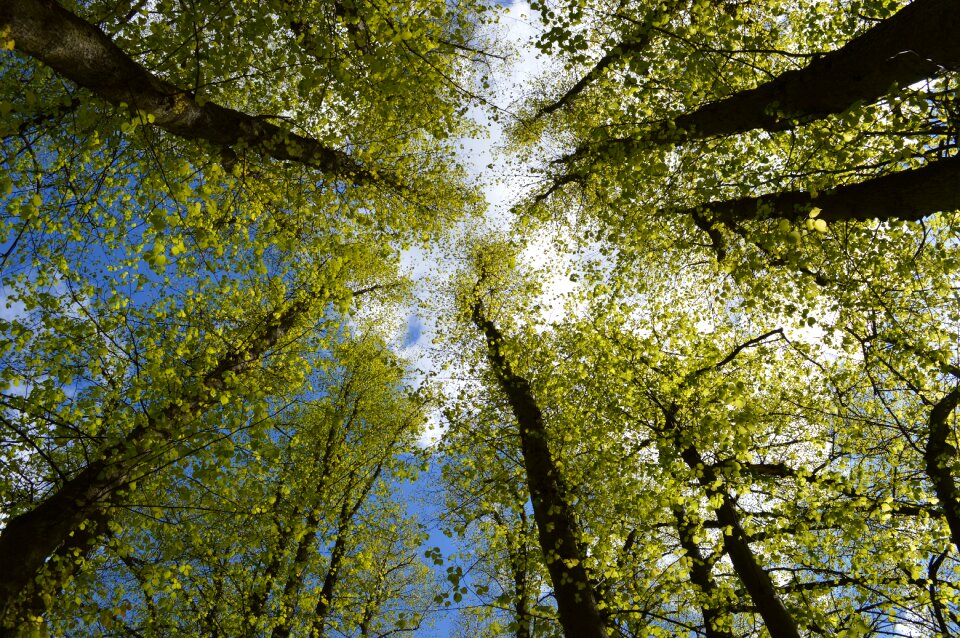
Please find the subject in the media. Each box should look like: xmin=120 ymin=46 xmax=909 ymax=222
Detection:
xmin=493 ymin=507 xmax=534 ymax=638
xmin=0 ymin=509 xmax=108 ymax=637
xmin=510 ymin=509 xmax=532 ymax=638
xmin=924 ymin=385 xmax=960 ymax=551
xmin=303 ymin=456 xmax=387 ymax=638
xmin=682 ymin=154 xmax=960 ymax=226
xmin=0 ymin=298 xmax=310 ymax=623
xmin=245 ymin=485 xmax=297 ymax=637
xmin=472 ymin=301 xmax=608 ymax=638
xmin=266 ymin=407 xmax=360 ymax=638
xmin=563 ymin=0 xmax=960 ymax=163
xmin=248 ymin=403 xmax=353 ymax=634
xmin=306 ymin=478 xmax=373 ymax=638
xmin=1 ymin=0 xmax=379 ymax=185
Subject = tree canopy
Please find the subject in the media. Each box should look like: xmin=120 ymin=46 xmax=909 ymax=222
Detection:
xmin=2 ymin=0 xmax=960 ymax=637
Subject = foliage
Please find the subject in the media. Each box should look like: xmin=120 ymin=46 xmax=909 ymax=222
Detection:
xmin=426 ymin=1 xmax=960 ymax=636
xmin=0 ymin=0 xmax=488 ymax=633
xmin=4 ymin=0 xmax=960 ymax=637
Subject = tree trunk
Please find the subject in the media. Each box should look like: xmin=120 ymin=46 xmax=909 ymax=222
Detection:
xmin=0 ymin=509 xmax=108 ymax=637
xmin=924 ymin=386 xmax=960 ymax=551
xmin=245 ymin=486 xmax=297 ymax=637
xmin=1 ymin=0 xmax=379 ymax=185
xmin=533 ymin=24 xmax=655 ymax=119
xmin=563 ymin=0 xmax=960 ymax=162
xmin=678 ymin=445 xmax=801 ymax=638
xmin=306 ymin=500 xmax=356 ymax=638
xmin=472 ymin=301 xmax=608 ymax=638
xmin=672 ymin=505 xmax=734 ymax=638
xmin=493 ymin=507 xmax=534 ymax=638
xmin=248 ymin=404 xmax=354 ymax=634
xmin=510 ymin=510 xmax=532 ymax=638
xmin=687 ymin=154 xmax=960 ymax=226
xmin=302 ymin=464 xmax=382 ymax=638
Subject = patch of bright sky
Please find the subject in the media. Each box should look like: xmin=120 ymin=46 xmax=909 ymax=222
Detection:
xmin=392 ymin=0 xmax=554 ymax=448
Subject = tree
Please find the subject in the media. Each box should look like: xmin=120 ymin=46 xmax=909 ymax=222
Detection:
xmin=503 ymin=11 xmax=960 ymax=635
xmin=0 ymin=0 xmax=488 ymax=631
xmin=521 ymin=0 xmax=960 ymax=235
xmin=5 ymin=0 xmax=960 ymax=636
xmin=467 ymin=284 xmax=607 ymax=638
xmin=434 ymin=237 xmax=959 ymax=636
xmin=41 ymin=336 xmax=435 ymax=638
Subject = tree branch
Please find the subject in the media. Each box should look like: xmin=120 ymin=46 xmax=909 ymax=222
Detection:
xmin=2 ymin=0 xmax=384 ymax=186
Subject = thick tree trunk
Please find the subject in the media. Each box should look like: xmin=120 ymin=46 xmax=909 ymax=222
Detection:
xmin=472 ymin=301 xmax=608 ymax=638
xmin=0 ymin=509 xmax=108 ymax=637
xmin=564 ymin=0 xmax=960 ymax=163
xmin=0 ymin=444 xmax=137 ymax=625
xmin=0 ymin=299 xmax=309 ymax=623
xmin=924 ymin=386 xmax=960 ymax=551
xmin=678 ymin=445 xmax=801 ymax=638
xmin=684 ymin=154 xmax=960 ymax=226
xmin=1 ymin=0 xmax=378 ymax=184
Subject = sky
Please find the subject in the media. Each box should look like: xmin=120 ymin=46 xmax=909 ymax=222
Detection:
xmin=4 ymin=1 xmax=927 ymax=634
xmin=397 ymin=0 xmax=549 ymax=443
xmin=0 ymin=3 xmax=550 ymax=630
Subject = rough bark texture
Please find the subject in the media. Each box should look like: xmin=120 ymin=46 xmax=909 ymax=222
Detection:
xmin=472 ymin=301 xmax=608 ymax=638
xmin=1 ymin=0 xmax=378 ymax=184
xmin=686 ymin=154 xmax=960 ymax=226
xmin=0 ymin=299 xmax=310 ymax=624
xmin=678 ymin=445 xmax=801 ymax=638
xmin=565 ymin=0 xmax=960 ymax=162
xmin=924 ymin=386 xmax=960 ymax=551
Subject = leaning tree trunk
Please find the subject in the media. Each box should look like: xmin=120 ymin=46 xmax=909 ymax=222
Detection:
xmin=0 ymin=299 xmax=310 ymax=625
xmin=1 ymin=0 xmax=378 ymax=184
xmin=560 ymin=0 xmax=960 ymax=163
xmin=472 ymin=301 xmax=608 ymax=638
xmin=682 ymin=154 xmax=960 ymax=227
